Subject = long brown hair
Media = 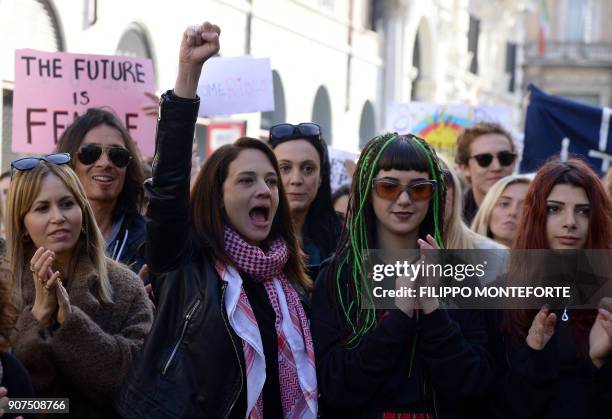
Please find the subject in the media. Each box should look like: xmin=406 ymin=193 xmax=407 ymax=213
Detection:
xmin=191 ymin=137 xmax=311 ymax=292
xmin=56 ymin=108 xmax=145 ymax=219
xmin=504 ymin=158 xmax=611 ymax=349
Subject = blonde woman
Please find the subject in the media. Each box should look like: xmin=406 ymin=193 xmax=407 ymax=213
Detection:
xmin=7 ymin=154 xmax=153 ymax=418
xmin=471 ymin=175 xmax=532 ymax=248
xmin=439 ymin=157 xmax=509 ymax=289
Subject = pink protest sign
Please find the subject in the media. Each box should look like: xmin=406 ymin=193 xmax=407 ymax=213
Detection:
xmin=12 ymin=49 xmax=157 ymax=157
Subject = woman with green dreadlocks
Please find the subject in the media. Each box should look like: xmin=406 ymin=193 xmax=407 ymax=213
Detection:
xmin=311 ymin=133 xmax=495 ymax=418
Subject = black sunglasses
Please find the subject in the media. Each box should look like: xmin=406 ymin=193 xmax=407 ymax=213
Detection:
xmin=469 ymin=151 xmax=517 ymax=168
xmin=11 ymin=153 xmax=71 ymax=177
xmin=269 ymin=123 xmax=321 ymax=144
xmin=77 ymin=144 xmax=132 ymax=168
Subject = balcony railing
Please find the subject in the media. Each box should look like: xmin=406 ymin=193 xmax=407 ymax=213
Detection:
xmin=525 ymin=41 xmax=612 ymax=66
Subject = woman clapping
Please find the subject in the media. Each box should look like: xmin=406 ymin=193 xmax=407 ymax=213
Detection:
xmin=7 ymin=154 xmax=153 ymax=418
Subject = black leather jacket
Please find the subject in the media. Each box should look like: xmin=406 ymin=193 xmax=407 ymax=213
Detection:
xmin=115 ymin=91 xmax=245 ymax=418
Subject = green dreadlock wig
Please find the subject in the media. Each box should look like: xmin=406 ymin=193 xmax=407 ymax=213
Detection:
xmin=330 ymin=133 xmax=447 ymax=346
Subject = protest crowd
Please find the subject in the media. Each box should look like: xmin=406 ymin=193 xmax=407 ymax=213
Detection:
xmin=1 ymin=20 xmax=612 ymax=419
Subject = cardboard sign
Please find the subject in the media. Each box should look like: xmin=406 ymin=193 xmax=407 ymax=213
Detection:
xmin=12 ymin=49 xmax=157 ymax=156
xmin=197 ymin=56 xmax=274 ymax=117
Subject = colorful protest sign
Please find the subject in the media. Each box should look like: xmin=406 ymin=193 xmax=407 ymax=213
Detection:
xmin=386 ymin=102 xmax=512 ymax=158
xmin=197 ymin=56 xmax=274 ymax=117
xmin=12 ymin=49 xmax=157 ymax=156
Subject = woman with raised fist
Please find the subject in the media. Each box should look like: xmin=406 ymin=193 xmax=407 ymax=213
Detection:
xmin=117 ymin=22 xmax=317 ymax=419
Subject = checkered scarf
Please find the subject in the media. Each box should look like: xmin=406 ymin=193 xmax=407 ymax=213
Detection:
xmin=223 ymin=227 xmax=317 ymax=419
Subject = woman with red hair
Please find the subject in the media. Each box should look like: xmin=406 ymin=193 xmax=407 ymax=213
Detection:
xmin=488 ymin=158 xmax=612 ymax=418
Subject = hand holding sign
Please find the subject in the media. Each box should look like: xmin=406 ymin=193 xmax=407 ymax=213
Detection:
xmin=175 ymin=22 xmax=221 ymax=99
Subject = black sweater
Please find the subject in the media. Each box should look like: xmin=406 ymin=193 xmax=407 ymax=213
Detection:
xmin=486 ymin=310 xmax=612 ymax=419
xmin=0 ymin=351 xmax=35 ymax=419
xmin=311 ymin=262 xmax=495 ymax=418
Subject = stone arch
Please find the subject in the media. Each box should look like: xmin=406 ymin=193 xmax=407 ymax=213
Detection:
xmin=261 ymin=70 xmax=286 ymax=130
xmin=359 ymin=100 xmax=376 ymax=149
xmin=311 ymin=86 xmax=333 ymax=144
xmin=116 ymin=22 xmax=157 ymax=84
xmin=0 ymin=0 xmax=64 ymax=80
xmin=408 ymin=17 xmax=435 ymax=101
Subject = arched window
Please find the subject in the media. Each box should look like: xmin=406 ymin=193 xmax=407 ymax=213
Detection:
xmin=359 ymin=101 xmax=376 ymax=149
xmin=411 ymin=31 xmax=421 ymax=101
xmin=261 ymin=70 xmax=286 ymax=130
xmin=116 ymin=23 xmax=156 ymax=81
xmin=311 ymin=86 xmax=333 ymax=144
xmin=0 ymin=0 xmax=64 ymax=80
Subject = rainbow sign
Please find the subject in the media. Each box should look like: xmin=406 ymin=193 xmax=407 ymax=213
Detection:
xmin=386 ymin=102 xmax=512 ymax=158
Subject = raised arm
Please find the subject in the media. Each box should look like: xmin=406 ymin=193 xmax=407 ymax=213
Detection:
xmin=145 ymin=22 xmax=220 ymax=274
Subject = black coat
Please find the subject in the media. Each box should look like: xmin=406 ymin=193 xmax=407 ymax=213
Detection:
xmin=485 ymin=310 xmax=612 ymax=419
xmin=116 ymin=92 xmax=245 ymax=419
xmin=311 ymin=261 xmax=495 ymax=418
xmin=0 ymin=351 xmax=36 ymax=419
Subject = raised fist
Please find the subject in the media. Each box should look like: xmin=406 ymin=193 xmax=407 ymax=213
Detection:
xmin=179 ymin=22 xmax=221 ymax=69
xmin=174 ymin=22 xmax=221 ymax=99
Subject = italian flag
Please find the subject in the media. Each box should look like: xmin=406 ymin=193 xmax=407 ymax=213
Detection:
xmin=538 ymin=0 xmax=550 ymax=56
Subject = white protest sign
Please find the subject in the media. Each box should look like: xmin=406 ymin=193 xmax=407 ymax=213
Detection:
xmin=197 ymin=56 xmax=274 ymax=116
xmin=328 ymin=147 xmax=358 ymax=193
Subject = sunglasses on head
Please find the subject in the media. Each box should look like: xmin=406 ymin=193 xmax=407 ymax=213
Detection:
xmin=77 ymin=144 xmax=132 ymax=168
xmin=470 ymin=151 xmax=517 ymax=168
xmin=269 ymin=123 xmax=321 ymax=144
xmin=372 ymin=178 xmax=437 ymax=202
xmin=11 ymin=153 xmax=71 ymax=177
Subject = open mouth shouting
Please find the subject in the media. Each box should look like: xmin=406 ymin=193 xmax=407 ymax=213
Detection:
xmin=249 ymin=204 xmax=272 ymax=229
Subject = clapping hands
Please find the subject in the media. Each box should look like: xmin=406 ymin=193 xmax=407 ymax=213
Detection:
xmin=589 ymin=307 xmax=612 ymax=368
xmin=29 ymin=247 xmax=71 ymax=326
xmin=526 ymin=306 xmax=557 ymax=351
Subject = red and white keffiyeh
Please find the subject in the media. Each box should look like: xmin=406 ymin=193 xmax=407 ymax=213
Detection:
xmin=216 ymin=227 xmax=317 ymax=419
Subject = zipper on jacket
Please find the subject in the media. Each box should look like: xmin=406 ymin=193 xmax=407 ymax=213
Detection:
xmin=162 ymin=298 xmax=201 ymax=375
xmin=221 ymin=282 xmax=244 ymax=419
